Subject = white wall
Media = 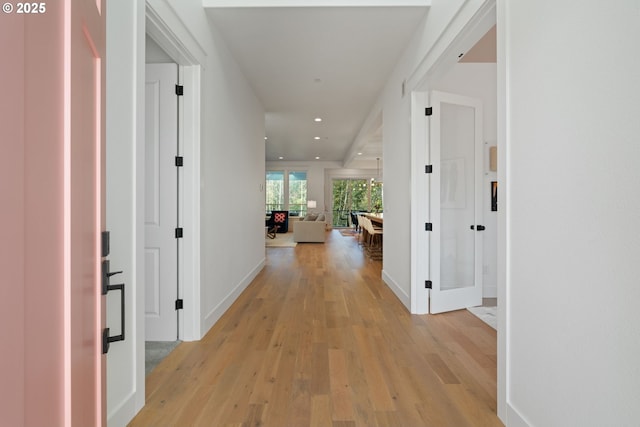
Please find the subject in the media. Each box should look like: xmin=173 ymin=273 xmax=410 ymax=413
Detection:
xmin=106 ymin=1 xmax=264 ymax=425
xmin=433 ymin=63 xmax=497 ymax=297
xmin=361 ymin=0 xmax=492 ymax=308
xmin=152 ymin=0 xmax=267 ymax=336
xmin=502 ymin=1 xmax=640 ymax=425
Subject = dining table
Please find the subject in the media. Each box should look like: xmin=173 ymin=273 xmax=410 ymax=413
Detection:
xmin=364 ymin=212 xmax=383 ymax=226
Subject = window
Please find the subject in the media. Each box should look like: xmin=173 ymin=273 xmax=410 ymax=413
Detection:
xmin=266 ymin=171 xmax=284 ymax=213
xmin=288 ymin=171 xmax=307 ymax=216
xmin=371 ymin=181 xmax=383 ymax=212
xmin=331 ymin=178 xmax=383 ymax=227
xmin=265 ymin=170 xmax=308 ymax=215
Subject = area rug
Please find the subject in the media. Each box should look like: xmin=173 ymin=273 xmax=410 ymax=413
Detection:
xmin=467 ymin=306 xmax=497 ymax=330
xmin=339 ymin=229 xmax=357 ymax=236
xmin=265 ymin=233 xmax=297 ymax=247
xmin=145 ymin=341 xmax=180 ymax=376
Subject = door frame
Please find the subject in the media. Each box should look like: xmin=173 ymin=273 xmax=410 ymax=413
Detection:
xmin=411 ymin=0 xmax=496 ymax=315
xmin=145 ymin=0 xmax=204 ymax=344
xmin=105 ymin=2 xmax=204 ymax=425
xmin=409 ymin=0 xmax=505 ymax=420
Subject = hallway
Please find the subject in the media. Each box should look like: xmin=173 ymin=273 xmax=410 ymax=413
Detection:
xmin=129 ymin=230 xmax=502 ymax=426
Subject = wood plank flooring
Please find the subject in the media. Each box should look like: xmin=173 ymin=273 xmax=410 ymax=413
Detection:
xmin=128 ymin=230 xmax=503 ymax=427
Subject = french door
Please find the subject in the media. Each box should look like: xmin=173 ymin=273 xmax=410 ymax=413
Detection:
xmin=429 ymin=91 xmax=484 ymax=314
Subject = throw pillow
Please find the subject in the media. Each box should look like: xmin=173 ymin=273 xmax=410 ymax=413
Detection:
xmin=316 ymin=214 xmax=325 ymax=222
xmin=304 ymin=213 xmax=318 ymax=221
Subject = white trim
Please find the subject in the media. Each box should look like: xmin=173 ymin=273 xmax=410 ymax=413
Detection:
xmin=105 ymin=1 xmax=147 ymax=425
xmin=180 ymin=65 xmax=202 ymax=341
xmin=483 ymin=284 xmax=497 ymax=298
xmin=382 ymin=270 xmax=410 ymax=308
xmin=410 ymin=91 xmax=429 ymax=314
xmin=145 ymin=0 xmax=206 ymax=66
xmin=507 ymin=404 xmax=532 ymax=427
xmin=496 ymin=0 xmax=507 ymax=421
xmin=144 ymin=0 xmax=203 ymax=344
xmin=202 ymin=259 xmax=266 ymax=337
xmin=106 ymin=390 xmax=137 ymax=427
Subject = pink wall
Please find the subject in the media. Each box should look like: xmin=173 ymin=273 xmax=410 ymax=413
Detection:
xmin=0 ymin=4 xmax=67 ymax=425
xmin=0 ymin=12 xmax=26 ymax=427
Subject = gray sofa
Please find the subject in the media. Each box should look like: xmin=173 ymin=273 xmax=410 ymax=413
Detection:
xmin=293 ymin=213 xmax=327 ymax=243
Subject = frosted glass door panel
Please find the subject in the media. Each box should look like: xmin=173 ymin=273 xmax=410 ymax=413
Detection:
xmin=440 ymin=102 xmax=475 ymax=290
xmin=428 ymin=90 xmax=483 ymax=314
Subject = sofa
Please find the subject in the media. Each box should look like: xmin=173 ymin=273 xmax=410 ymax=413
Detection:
xmin=293 ymin=213 xmax=327 ymax=243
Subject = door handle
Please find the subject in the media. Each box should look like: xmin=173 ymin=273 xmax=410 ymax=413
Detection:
xmin=101 ymin=260 xmax=123 ymax=295
xmin=470 ymin=225 xmax=486 ymax=231
xmin=102 ymin=281 xmax=125 ymax=354
xmin=101 ymin=259 xmax=126 ymax=354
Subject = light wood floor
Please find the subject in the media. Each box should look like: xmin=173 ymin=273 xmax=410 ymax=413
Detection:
xmin=129 ymin=230 xmax=503 ymax=427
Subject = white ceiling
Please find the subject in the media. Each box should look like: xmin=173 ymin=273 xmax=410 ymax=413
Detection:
xmin=204 ymin=2 xmax=430 ymax=165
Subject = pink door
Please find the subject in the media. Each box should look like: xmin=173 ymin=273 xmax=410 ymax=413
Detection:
xmin=0 ymin=0 xmax=106 ymax=425
xmin=69 ymin=0 xmax=107 ymax=425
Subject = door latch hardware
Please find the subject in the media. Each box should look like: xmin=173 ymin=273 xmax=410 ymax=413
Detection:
xmin=102 ymin=282 xmax=125 ymax=354
xmin=101 ymin=260 xmax=123 ymax=295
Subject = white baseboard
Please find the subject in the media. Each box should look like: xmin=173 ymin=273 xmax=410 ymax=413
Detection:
xmin=483 ymin=284 xmax=497 ymax=298
xmin=382 ymin=269 xmax=410 ymax=309
xmin=507 ymin=403 xmax=532 ymax=427
xmin=107 ymin=390 xmax=141 ymax=427
xmin=202 ymin=258 xmax=265 ymax=337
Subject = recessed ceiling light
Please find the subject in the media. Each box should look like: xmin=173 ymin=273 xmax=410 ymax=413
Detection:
xmin=314 ymin=136 xmax=321 ymax=140
xmin=357 ymin=152 xmax=363 ymax=155
xmin=278 ymin=156 xmax=284 ymax=160
xmin=264 ymin=136 xmax=268 ymax=140
xmin=314 ymin=117 xmax=322 ymax=122
xmin=315 ymin=156 xmax=320 ymax=160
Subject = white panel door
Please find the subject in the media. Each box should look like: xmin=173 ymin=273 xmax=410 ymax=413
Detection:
xmin=145 ymin=64 xmax=178 ymax=341
xmin=429 ymin=91 xmax=484 ymax=314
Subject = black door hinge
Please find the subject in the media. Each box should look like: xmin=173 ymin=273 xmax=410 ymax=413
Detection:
xmin=175 ymin=156 xmax=184 ymax=167
xmin=175 ymin=299 xmax=184 ymax=310
xmin=425 ymin=223 xmax=433 ymax=231
xmin=425 ymin=280 xmax=432 ymax=289
xmin=175 ymin=85 xmax=184 ymax=96
xmin=425 ymin=165 xmax=433 ymax=174
xmin=425 ymin=107 xmax=433 ymax=116
xmin=175 ymin=228 xmax=184 ymax=238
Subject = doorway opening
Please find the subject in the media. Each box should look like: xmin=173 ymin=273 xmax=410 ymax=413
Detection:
xmin=331 ymin=178 xmax=383 ymax=228
xmin=410 ymin=0 xmax=502 ymax=419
